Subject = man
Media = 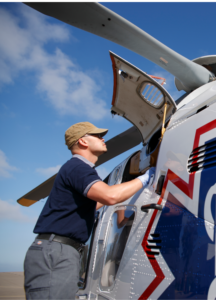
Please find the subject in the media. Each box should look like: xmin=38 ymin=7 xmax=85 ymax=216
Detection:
xmin=24 ymin=122 xmax=155 ymax=300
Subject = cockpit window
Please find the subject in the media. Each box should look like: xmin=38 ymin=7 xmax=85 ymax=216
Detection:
xmin=137 ymin=81 xmax=164 ymax=108
xmin=100 ymin=206 xmax=136 ymax=291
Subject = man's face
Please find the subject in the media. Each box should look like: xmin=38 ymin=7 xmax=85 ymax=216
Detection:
xmin=83 ymin=134 xmax=107 ymax=156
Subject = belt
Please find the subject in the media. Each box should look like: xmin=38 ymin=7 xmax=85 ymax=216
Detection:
xmin=36 ymin=234 xmax=84 ymax=252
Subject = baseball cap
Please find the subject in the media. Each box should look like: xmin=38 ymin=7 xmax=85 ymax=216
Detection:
xmin=65 ymin=122 xmax=108 ymax=149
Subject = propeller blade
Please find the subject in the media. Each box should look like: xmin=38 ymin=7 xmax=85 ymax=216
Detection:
xmin=25 ymin=2 xmax=213 ymax=92
xmin=17 ymin=126 xmax=142 ymax=207
xmin=17 ymin=174 xmax=57 ymax=207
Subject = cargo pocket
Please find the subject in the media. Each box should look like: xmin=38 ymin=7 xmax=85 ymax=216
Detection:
xmin=29 ymin=287 xmax=49 ymax=299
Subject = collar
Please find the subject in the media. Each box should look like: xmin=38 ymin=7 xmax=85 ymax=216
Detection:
xmin=72 ymin=154 xmax=95 ymax=168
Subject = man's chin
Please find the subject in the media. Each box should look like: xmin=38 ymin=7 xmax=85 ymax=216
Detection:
xmin=98 ymin=148 xmax=107 ymax=156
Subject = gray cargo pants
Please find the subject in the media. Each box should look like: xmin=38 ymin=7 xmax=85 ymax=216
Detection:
xmin=24 ymin=235 xmax=81 ymax=300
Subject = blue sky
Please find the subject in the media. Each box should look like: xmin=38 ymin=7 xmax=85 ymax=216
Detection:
xmin=1 ymin=2 xmax=216 ymax=272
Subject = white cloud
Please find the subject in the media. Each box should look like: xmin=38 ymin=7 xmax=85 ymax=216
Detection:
xmin=36 ymin=48 xmax=108 ymax=119
xmin=96 ymin=166 xmax=110 ymax=180
xmin=0 ymin=199 xmax=36 ymax=223
xmin=36 ymin=164 xmax=61 ymax=177
xmin=0 ymin=4 xmax=108 ymax=119
xmin=0 ymin=150 xmax=18 ymax=178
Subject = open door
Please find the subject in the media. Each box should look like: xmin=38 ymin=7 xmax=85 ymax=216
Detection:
xmin=110 ymin=52 xmax=177 ymax=144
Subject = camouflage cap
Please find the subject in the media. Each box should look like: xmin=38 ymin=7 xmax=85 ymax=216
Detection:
xmin=65 ymin=122 xmax=108 ymax=149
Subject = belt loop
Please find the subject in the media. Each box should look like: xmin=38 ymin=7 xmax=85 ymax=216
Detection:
xmin=48 ymin=234 xmax=55 ymax=244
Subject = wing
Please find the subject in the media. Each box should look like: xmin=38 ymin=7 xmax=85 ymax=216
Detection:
xmin=17 ymin=126 xmax=142 ymax=207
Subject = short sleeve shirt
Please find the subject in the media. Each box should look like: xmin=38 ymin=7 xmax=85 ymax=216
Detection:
xmin=34 ymin=155 xmax=101 ymax=243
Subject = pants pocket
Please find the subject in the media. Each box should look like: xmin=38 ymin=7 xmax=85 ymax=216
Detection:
xmin=29 ymin=246 xmax=43 ymax=251
xmin=28 ymin=287 xmax=49 ymax=299
xmin=48 ymin=241 xmax=63 ymax=270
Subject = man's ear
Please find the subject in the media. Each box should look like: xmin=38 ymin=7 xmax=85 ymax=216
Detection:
xmin=78 ymin=137 xmax=88 ymax=148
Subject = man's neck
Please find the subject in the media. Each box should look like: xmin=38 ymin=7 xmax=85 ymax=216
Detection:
xmin=72 ymin=150 xmax=98 ymax=165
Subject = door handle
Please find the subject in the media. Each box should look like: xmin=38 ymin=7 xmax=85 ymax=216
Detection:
xmin=141 ymin=203 xmax=162 ymax=213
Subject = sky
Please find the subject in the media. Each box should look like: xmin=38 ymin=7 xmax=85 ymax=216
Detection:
xmin=1 ymin=2 xmax=216 ymax=272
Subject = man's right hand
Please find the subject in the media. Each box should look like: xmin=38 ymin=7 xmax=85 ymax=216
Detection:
xmin=137 ymin=167 xmax=155 ymax=188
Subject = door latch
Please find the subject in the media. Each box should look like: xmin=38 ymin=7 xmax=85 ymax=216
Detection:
xmin=141 ymin=203 xmax=162 ymax=213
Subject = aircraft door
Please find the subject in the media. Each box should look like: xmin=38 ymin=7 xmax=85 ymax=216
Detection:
xmin=110 ymin=52 xmax=177 ymax=145
xmin=79 ymin=211 xmax=100 ymax=290
xmin=100 ymin=206 xmax=136 ymax=292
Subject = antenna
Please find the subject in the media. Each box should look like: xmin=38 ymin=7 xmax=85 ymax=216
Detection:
xmin=149 ymin=75 xmax=166 ymax=86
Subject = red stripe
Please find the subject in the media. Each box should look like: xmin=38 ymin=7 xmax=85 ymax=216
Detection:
xmin=110 ymin=53 xmax=117 ymax=106
xmin=139 ymin=119 xmax=216 ymax=299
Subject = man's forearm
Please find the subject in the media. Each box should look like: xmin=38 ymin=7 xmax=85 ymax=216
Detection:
xmin=96 ymin=202 xmax=104 ymax=210
xmin=87 ymin=168 xmax=155 ymax=206
xmin=106 ymin=178 xmax=143 ymax=205
xmin=88 ymin=178 xmax=142 ymax=206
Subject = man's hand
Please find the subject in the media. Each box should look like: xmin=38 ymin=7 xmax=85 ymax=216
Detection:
xmin=137 ymin=167 xmax=155 ymax=187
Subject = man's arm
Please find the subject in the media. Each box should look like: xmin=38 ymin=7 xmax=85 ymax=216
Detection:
xmin=88 ymin=168 xmax=155 ymax=206
xmin=87 ymin=178 xmax=142 ymax=206
xmin=96 ymin=202 xmax=104 ymax=210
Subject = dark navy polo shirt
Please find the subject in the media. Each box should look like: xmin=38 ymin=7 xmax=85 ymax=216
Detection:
xmin=34 ymin=155 xmax=101 ymax=243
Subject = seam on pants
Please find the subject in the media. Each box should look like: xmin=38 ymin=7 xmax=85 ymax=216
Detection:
xmin=49 ymin=242 xmax=63 ymax=299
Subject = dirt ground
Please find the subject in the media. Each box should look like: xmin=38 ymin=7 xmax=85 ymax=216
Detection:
xmin=0 ymin=272 xmax=25 ymax=300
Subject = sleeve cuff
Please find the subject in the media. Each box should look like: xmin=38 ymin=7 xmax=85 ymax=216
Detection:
xmin=83 ymin=179 xmax=101 ymax=197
